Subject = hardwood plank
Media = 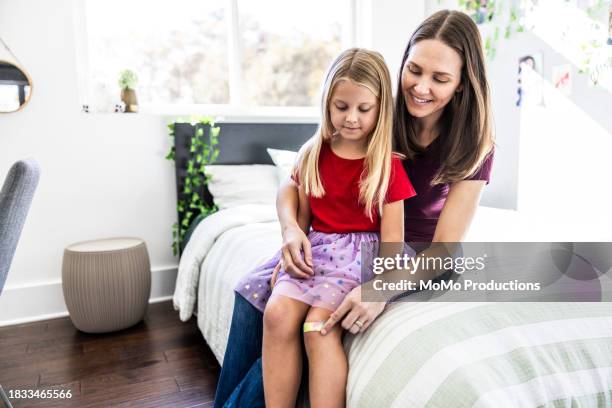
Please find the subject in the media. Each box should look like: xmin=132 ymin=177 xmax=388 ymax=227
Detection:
xmin=0 ymin=373 xmax=39 ymax=389
xmin=0 ymin=320 xmax=47 ymax=347
xmin=113 ymin=386 xmax=216 ymax=408
xmin=0 ymin=341 xmax=27 ymax=355
xmin=45 ymin=376 xmax=178 ymax=408
xmin=80 ymin=324 xmax=201 ymax=354
xmin=40 ymin=350 xmax=167 ymax=386
xmin=175 ymin=367 xmax=218 ymax=391
xmin=0 ymin=342 xmax=84 ymax=371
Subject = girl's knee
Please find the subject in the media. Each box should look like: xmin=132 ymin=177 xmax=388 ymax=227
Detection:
xmin=263 ymin=297 xmax=301 ymax=340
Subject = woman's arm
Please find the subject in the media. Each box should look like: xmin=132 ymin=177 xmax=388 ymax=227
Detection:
xmin=321 ymin=181 xmax=487 ymax=336
xmin=387 ymin=180 xmax=487 ymax=285
xmin=276 ymin=178 xmax=313 ymax=278
xmin=432 ymin=180 xmax=486 ymax=242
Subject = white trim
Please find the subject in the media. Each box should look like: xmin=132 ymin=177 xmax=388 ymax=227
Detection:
xmin=139 ymin=103 xmax=319 ymax=122
xmin=71 ymin=0 xmax=90 ymax=111
xmin=0 ymin=265 xmax=179 ymax=327
xmin=0 ymin=296 xmax=175 ymax=327
xmin=227 ymin=0 xmax=243 ymax=106
xmin=1 ymin=311 xmax=71 ymax=327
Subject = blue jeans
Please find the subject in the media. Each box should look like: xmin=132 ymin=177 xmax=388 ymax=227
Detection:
xmin=214 ymin=292 xmax=265 ymax=408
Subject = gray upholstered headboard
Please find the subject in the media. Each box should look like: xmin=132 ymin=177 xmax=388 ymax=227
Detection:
xmin=173 ymin=122 xmax=318 ymax=165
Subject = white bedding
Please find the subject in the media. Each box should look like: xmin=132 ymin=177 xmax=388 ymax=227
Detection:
xmin=174 ymin=205 xmax=612 ymax=407
xmin=173 ymin=204 xmax=277 ymax=322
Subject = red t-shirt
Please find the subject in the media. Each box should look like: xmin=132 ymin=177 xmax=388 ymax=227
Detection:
xmin=297 ymin=143 xmax=416 ymax=233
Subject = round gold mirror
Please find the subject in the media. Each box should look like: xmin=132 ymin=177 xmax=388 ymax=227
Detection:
xmin=0 ymin=60 xmax=33 ymax=113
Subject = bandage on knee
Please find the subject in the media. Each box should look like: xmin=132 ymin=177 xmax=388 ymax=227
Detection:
xmin=303 ymin=321 xmax=325 ymax=333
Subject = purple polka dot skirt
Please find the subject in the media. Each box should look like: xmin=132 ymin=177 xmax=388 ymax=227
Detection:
xmin=235 ymin=231 xmax=379 ymax=312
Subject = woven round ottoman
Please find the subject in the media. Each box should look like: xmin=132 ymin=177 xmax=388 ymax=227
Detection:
xmin=62 ymin=237 xmax=151 ymax=333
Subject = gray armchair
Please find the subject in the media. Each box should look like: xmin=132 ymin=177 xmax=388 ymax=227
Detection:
xmin=0 ymin=159 xmax=39 ymax=407
xmin=0 ymin=159 xmax=40 ymax=296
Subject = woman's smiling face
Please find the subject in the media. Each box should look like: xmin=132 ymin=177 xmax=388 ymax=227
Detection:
xmin=401 ymin=39 xmax=463 ymax=121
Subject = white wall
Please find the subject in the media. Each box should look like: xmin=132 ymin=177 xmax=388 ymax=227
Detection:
xmin=0 ymin=0 xmax=179 ymax=325
xmin=360 ymin=0 xmax=426 ymax=90
xmin=0 ymin=0 xmax=427 ymax=325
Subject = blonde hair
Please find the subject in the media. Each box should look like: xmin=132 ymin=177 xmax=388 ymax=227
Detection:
xmin=295 ymin=48 xmax=394 ymax=220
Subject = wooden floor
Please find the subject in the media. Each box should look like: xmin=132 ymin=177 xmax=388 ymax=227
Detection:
xmin=0 ymin=301 xmax=220 ymax=408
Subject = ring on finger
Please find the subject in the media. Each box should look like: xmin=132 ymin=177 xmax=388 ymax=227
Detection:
xmin=354 ymin=320 xmax=364 ymax=328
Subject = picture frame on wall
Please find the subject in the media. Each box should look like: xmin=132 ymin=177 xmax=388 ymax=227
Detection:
xmin=552 ymin=64 xmax=572 ymax=96
xmin=517 ymin=52 xmax=545 ymax=107
xmin=608 ymin=5 xmax=612 ymax=45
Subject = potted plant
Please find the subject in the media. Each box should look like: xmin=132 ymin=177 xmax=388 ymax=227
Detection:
xmin=118 ymin=69 xmax=139 ymax=113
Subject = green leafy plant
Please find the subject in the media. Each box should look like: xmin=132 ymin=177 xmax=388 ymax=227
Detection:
xmin=456 ymin=0 xmax=524 ymax=60
xmin=458 ymin=0 xmax=496 ymax=24
xmin=166 ymin=116 xmax=220 ymax=256
xmin=118 ymin=69 xmax=138 ymax=90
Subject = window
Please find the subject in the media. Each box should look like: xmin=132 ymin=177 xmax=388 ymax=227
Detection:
xmin=79 ymin=0 xmax=356 ymax=115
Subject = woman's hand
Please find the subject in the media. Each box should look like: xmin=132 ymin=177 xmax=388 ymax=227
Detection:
xmin=279 ymin=225 xmax=314 ymax=280
xmin=321 ymin=285 xmax=386 ymax=335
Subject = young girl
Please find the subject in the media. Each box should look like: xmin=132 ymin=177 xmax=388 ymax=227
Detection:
xmin=235 ymin=48 xmax=416 ymax=407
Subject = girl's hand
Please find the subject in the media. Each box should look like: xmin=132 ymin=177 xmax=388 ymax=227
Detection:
xmin=320 ymin=285 xmax=386 ymax=335
xmin=280 ymin=225 xmax=314 ymax=279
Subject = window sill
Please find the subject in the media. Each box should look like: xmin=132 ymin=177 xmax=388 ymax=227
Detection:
xmin=84 ymin=104 xmax=320 ymax=123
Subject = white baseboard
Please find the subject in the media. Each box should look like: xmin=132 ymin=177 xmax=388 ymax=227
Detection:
xmin=0 ymin=265 xmax=178 ymax=327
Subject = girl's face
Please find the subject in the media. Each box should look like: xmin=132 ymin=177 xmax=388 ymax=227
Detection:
xmin=400 ymin=39 xmax=463 ymax=122
xmin=329 ymin=79 xmax=379 ymax=143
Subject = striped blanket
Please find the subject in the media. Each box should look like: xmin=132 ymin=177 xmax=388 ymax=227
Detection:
xmin=345 ymin=302 xmax=612 ymax=407
xmin=176 ymin=206 xmax=612 ymax=407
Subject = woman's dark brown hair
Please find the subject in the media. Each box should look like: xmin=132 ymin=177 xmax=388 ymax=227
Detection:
xmin=394 ymin=9 xmax=495 ymax=185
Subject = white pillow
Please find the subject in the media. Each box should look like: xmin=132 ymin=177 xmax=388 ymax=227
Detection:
xmin=205 ymin=164 xmax=278 ymax=209
xmin=267 ymin=148 xmax=298 ymax=185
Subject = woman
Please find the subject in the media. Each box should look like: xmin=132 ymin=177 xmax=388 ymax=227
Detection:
xmin=214 ymin=9 xmax=495 ymax=408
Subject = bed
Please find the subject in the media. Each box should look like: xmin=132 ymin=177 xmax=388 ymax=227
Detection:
xmin=172 ymin=123 xmax=612 ymax=407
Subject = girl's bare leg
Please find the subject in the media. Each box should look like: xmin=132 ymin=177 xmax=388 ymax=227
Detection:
xmin=303 ymin=307 xmax=347 ymax=408
xmin=263 ymin=295 xmax=310 ymax=408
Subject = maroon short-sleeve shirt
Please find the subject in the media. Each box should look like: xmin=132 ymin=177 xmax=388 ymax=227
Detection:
xmin=403 ymin=136 xmax=494 ymax=242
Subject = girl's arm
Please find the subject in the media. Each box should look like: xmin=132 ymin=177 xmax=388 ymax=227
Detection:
xmin=276 ymin=178 xmax=300 ymax=235
xmin=296 ymin=183 xmax=311 ymax=235
xmin=378 ymin=180 xmax=486 ymax=286
xmin=380 ymin=200 xmax=405 ymax=242
xmin=276 ymin=178 xmax=314 ymax=278
xmin=378 ymin=200 xmax=404 ymax=274
xmin=377 ymin=200 xmax=406 ymax=276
